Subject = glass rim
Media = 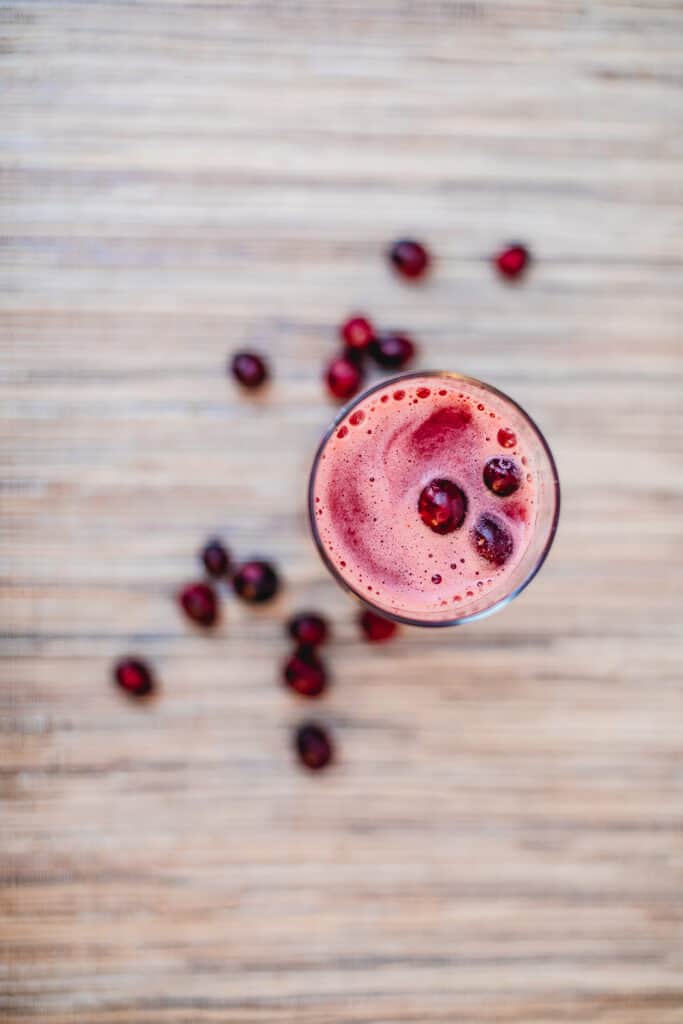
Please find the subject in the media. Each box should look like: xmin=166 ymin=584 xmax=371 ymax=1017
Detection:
xmin=308 ymin=370 xmax=561 ymax=628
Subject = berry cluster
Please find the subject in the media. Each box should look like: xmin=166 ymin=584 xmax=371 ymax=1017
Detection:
xmin=177 ymin=538 xmax=280 ymax=629
xmin=326 ymin=318 xmax=417 ymax=402
xmin=112 ymin=235 xmax=532 ymax=771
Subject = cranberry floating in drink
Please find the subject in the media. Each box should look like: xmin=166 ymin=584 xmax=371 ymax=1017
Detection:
xmin=308 ymin=372 xmax=559 ymax=626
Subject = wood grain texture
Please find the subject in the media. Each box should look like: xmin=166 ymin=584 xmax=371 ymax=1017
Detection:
xmin=1 ymin=1 xmax=682 ymax=1021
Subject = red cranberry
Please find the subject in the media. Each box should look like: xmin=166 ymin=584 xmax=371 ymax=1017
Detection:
xmin=368 ymin=332 xmax=416 ymax=370
xmin=326 ymin=355 xmax=363 ymax=401
xmin=359 ymin=610 xmax=397 ymax=642
xmin=497 ymin=427 xmax=517 ymax=449
xmin=284 ymin=646 xmax=327 ymax=698
xmin=388 ymin=238 xmax=430 ymax=279
xmin=113 ymin=657 xmax=155 ymax=698
xmin=231 ymin=351 xmax=268 ymax=388
xmin=483 ymin=457 xmax=522 ymax=497
xmin=288 ymin=612 xmax=328 ymax=647
xmin=472 ymin=514 xmax=513 ymax=566
xmin=494 ymin=243 xmax=530 ymax=279
xmin=295 ymin=722 xmax=333 ymax=771
xmin=233 ymin=560 xmax=279 ymax=603
xmin=179 ymin=582 xmax=218 ymax=627
xmin=201 ymin=538 xmax=230 ymax=578
xmin=340 ymin=315 xmax=375 ymax=351
xmin=418 ymin=479 xmax=467 ymax=534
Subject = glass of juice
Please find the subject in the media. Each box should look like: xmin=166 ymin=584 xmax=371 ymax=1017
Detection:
xmin=308 ymin=372 xmax=560 ymax=626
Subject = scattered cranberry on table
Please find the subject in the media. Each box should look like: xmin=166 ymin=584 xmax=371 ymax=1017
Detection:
xmin=483 ymin=457 xmax=521 ymax=497
xmin=340 ymin=315 xmax=375 ymax=351
xmin=368 ymin=332 xmax=416 ymax=370
xmin=233 ymin=560 xmax=279 ymax=603
xmin=326 ymin=354 xmax=363 ymax=401
xmin=295 ymin=722 xmax=333 ymax=770
xmin=113 ymin=657 xmax=156 ymax=698
xmin=288 ymin=612 xmax=328 ymax=647
xmin=388 ymin=238 xmax=431 ymax=280
xmin=284 ymin=646 xmax=328 ymax=698
xmin=178 ymin=581 xmax=218 ymax=627
xmin=231 ymin=351 xmax=269 ymax=389
xmin=494 ymin=243 xmax=530 ymax=279
xmin=359 ymin=609 xmax=398 ymax=643
xmin=201 ymin=538 xmax=231 ymax=579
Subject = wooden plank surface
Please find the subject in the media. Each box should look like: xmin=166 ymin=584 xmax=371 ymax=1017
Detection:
xmin=1 ymin=1 xmax=682 ymax=1021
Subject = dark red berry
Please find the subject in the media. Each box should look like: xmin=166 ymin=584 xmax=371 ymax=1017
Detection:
xmin=388 ymin=238 xmax=430 ymax=280
xmin=472 ymin=514 xmax=513 ymax=566
xmin=288 ymin=612 xmax=328 ymax=647
xmin=284 ymin=646 xmax=327 ymax=698
xmin=359 ymin=610 xmax=397 ymax=642
xmin=494 ymin=243 xmax=530 ymax=279
xmin=497 ymin=427 xmax=517 ymax=449
xmin=483 ymin=457 xmax=522 ymax=497
xmin=295 ymin=722 xmax=333 ymax=771
xmin=340 ymin=315 xmax=374 ymax=351
xmin=231 ymin=351 xmax=268 ymax=388
xmin=326 ymin=355 xmax=363 ymax=401
xmin=418 ymin=479 xmax=467 ymax=534
xmin=179 ymin=582 xmax=218 ymax=627
xmin=201 ymin=538 xmax=230 ymax=578
xmin=113 ymin=657 xmax=155 ymax=698
xmin=368 ymin=332 xmax=416 ymax=370
xmin=233 ymin=560 xmax=279 ymax=603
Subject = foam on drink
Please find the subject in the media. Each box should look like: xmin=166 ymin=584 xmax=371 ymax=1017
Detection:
xmin=310 ymin=374 xmax=539 ymax=623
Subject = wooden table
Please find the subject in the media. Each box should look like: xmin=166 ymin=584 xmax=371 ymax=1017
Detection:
xmin=2 ymin=2 xmax=682 ymax=1021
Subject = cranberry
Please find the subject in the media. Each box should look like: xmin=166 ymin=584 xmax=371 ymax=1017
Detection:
xmin=418 ymin=479 xmax=467 ymax=534
xmin=472 ymin=514 xmax=513 ymax=566
xmin=326 ymin=355 xmax=363 ymax=401
xmin=288 ymin=612 xmax=328 ymax=647
xmin=388 ymin=238 xmax=430 ymax=279
xmin=113 ymin=657 xmax=155 ymax=698
xmin=359 ymin=610 xmax=397 ymax=642
xmin=231 ymin=351 xmax=268 ymax=388
xmin=494 ymin=243 xmax=530 ymax=279
xmin=201 ymin=538 xmax=230 ymax=578
xmin=284 ymin=646 xmax=327 ymax=698
xmin=233 ymin=560 xmax=279 ymax=603
xmin=340 ymin=315 xmax=375 ymax=351
xmin=483 ymin=457 xmax=522 ymax=497
xmin=368 ymin=332 xmax=416 ymax=370
xmin=497 ymin=427 xmax=517 ymax=449
xmin=295 ymin=722 xmax=333 ymax=771
xmin=178 ymin=582 xmax=218 ymax=627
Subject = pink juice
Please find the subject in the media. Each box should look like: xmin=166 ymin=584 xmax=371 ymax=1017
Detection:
xmin=309 ymin=373 xmax=559 ymax=625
